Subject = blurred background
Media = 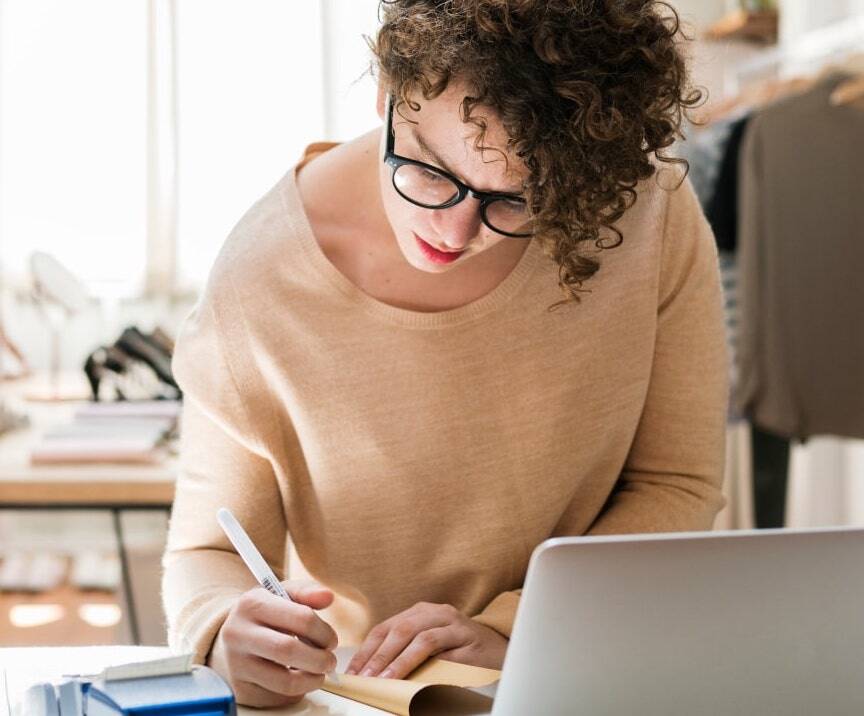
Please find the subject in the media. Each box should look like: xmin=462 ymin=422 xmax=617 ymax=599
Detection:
xmin=0 ymin=0 xmax=862 ymax=646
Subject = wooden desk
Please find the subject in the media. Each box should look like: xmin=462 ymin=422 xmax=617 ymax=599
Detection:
xmin=0 ymin=381 xmax=176 ymax=507
xmin=0 ymin=380 xmax=177 ymax=644
xmin=1 ymin=646 xmax=436 ymax=715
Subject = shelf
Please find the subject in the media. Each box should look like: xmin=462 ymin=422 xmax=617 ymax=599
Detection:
xmin=705 ymin=9 xmax=778 ymax=44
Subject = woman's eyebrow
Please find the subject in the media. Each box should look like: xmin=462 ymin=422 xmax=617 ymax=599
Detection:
xmin=410 ymin=127 xmax=524 ymax=195
xmin=411 ymin=128 xmax=458 ymax=173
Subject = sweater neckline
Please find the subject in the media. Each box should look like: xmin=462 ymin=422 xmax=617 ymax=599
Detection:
xmin=281 ymin=162 xmax=544 ymax=329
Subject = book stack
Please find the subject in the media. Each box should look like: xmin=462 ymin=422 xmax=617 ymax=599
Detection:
xmin=29 ymin=401 xmax=180 ymax=466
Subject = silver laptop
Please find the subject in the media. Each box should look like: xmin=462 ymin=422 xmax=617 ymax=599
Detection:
xmin=492 ymin=527 xmax=864 ymax=716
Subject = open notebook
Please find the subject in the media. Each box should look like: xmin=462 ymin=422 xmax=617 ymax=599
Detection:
xmin=323 ymin=649 xmax=499 ymax=715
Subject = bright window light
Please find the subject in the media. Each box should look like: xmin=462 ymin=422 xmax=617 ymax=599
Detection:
xmin=0 ymin=0 xmax=382 ymax=299
xmin=0 ymin=0 xmax=147 ymax=299
xmin=174 ymin=1 xmax=325 ymax=290
xmin=78 ymin=603 xmax=122 ymax=628
xmin=9 ymin=603 xmax=65 ymax=628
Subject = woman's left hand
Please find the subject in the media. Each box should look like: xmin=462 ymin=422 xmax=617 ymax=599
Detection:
xmin=345 ymin=602 xmax=508 ymax=680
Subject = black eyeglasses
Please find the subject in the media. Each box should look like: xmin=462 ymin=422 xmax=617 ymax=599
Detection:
xmin=382 ymin=95 xmax=533 ymax=238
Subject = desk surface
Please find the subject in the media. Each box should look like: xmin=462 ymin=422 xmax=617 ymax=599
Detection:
xmin=0 ymin=378 xmax=176 ymax=507
xmin=0 ymin=646 xmax=431 ymax=715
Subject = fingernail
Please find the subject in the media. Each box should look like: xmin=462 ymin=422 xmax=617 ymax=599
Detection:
xmin=380 ymin=668 xmax=394 ymax=679
xmin=345 ymin=668 xmax=357 ymax=675
xmin=360 ymin=668 xmax=374 ymax=677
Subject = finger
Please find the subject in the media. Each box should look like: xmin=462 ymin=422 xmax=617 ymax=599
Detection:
xmin=353 ymin=613 xmax=451 ymax=678
xmin=380 ymin=626 xmax=467 ymax=680
xmin=246 ymin=588 xmax=338 ymax=649
xmin=284 ymin=580 xmax=335 ymax=611
xmin=347 ymin=603 xmax=453 ymax=675
xmin=346 ymin=623 xmax=390 ymax=676
xmin=237 ymin=655 xmax=326 ymax=698
xmin=355 ymin=626 xmax=416 ymax=677
xmin=251 ymin=625 xmax=337 ymax=675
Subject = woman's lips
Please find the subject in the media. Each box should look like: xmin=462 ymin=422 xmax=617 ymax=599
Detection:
xmin=414 ymin=233 xmax=465 ymax=265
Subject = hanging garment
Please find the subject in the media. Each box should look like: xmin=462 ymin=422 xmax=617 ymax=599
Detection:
xmin=736 ymin=73 xmax=864 ymax=440
xmin=679 ymin=116 xmax=757 ymax=528
xmin=677 ymin=117 xmax=736 ymax=209
xmin=678 ymin=116 xmax=751 ymax=412
xmin=704 ymin=115 xmax=749 ymax=254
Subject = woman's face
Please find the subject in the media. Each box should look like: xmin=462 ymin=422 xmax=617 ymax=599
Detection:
xmin=376 ymin=82 xmax=528 ymax=274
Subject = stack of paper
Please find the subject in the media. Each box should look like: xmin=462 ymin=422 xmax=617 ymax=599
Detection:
xmin=29 ymin=402 xmax=179 ymax=465
xmin=74 ymin=401 xmax=181 ymax=420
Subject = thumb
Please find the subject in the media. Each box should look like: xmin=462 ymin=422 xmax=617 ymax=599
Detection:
xmin=283 ymin=580 xmax=335 ymax=610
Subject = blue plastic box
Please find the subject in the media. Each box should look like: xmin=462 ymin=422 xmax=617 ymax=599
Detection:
xmin=84 ymin=666 xmax=236 ymax=716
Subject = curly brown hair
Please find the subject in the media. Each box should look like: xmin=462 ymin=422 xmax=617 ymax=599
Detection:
xmin=370 ymin=0 xmax=702 ymax=305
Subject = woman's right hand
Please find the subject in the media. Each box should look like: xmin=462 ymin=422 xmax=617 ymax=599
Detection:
xmin=207 ymin=581 xmax=339 ymax=707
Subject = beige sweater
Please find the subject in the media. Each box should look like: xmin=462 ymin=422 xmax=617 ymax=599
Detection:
xmin=162 ymin=145 xmax=728 ymax=663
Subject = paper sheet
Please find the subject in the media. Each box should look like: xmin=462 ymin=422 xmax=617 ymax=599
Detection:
xmin=320 ymin=659 xmax=499 ymax=716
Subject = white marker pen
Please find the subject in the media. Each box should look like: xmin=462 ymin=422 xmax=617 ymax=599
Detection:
xmin=217 ymin=507 xmax=340 ymax=685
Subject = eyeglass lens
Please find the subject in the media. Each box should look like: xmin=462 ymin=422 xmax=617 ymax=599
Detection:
xmin=392 ymin=163 xmax=531 ymax=236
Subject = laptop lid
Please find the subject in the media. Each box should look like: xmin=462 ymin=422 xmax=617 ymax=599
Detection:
xmin=492 ymin=527 xmax=864 ymax=716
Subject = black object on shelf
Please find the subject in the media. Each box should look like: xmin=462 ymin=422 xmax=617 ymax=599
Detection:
xmin=84 ymin=327 xmax=181 ymax=402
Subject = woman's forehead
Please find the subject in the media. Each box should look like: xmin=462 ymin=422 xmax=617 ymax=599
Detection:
xmin=397 ymin=87 xmax=526 ymax=190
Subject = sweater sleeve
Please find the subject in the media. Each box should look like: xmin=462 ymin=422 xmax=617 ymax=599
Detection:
xmin=471 ymin=590 xmax=522 ymax=638
xmin=587 ymin=176 xmax=728 ymax=535
xmin=473 ymin=178 xmax=728 ymax=638
xmin=162 ymin=273 xmax=288 ymax=664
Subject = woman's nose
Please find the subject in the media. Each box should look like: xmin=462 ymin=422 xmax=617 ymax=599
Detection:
xmin=429 ymin=197 xmax=483 ymax=249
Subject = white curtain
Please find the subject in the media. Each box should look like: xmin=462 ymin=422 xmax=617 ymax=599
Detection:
xmin=787 ymin=439 xmax=864 ymax=528
xmin=714 ymin=425 xmax=864 ymax=530
xmin=0 ymin=0 xmax=382 ymax=299
xmin=175 ymin=0 xmax=382 ymax=289
xmin=0 ymin=0 xmax=148 ymax=299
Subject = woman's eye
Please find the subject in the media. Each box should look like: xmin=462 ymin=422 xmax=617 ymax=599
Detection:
xmin=498 ymin=199 xmax=526 ymax=214
xmin=421 ymin=168 xmax=447 ymax=183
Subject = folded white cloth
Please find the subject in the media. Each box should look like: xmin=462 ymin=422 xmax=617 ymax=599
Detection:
xmin=0 ymin=551 xmax=67 ymax=592
xmin=70 ymin=551 xmax=120 ymax=591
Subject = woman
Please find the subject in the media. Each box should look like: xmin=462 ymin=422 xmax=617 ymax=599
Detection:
xmin=162 ymin=0 xmax=727 ymax=707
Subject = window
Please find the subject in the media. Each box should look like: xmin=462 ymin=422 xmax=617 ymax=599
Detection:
xmin=0 ymin=0 xmax=147 ymax=300
xmin=175 ymin=1 xmax=323 ymax=290
xmin=0 ymin=0 xmax=381 ymax=300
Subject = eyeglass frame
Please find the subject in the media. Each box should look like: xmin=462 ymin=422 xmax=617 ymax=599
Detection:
xmin=381 ymin=94 xmax=533 ymax=239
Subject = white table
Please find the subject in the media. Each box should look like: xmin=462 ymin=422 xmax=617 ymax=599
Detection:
xmin=1 ymin=646 xmax=399 ymax=715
